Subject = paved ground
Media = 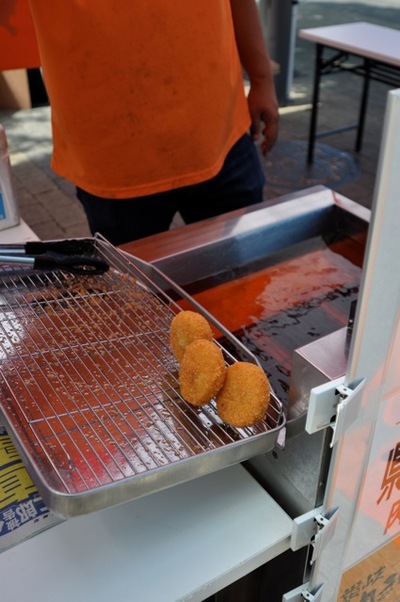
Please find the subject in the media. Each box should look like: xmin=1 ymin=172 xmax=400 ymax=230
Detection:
xmin=263 ymin=0 xmax=400 ymax=208
xmin=1 ymin=1 xmax=399 ymax=241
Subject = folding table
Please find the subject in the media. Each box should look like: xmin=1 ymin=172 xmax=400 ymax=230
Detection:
xmin=299 ymin=22 xmax=400 ymax=163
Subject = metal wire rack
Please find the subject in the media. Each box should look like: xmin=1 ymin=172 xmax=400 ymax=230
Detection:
xmin=0 ymin=237 xmax=285 ymax=517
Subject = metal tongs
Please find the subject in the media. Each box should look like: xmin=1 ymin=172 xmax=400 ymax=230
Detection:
xmin=0 ymin=239 xmax=109 ymax=275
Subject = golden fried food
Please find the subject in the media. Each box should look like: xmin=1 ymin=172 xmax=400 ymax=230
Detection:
xmin=216 ymin=362 xmax=270 ymax=428
xmin=179 ymin=339 xmax=226 ymax=406
xmin=170 ymin=310 xmax=213 ymax=362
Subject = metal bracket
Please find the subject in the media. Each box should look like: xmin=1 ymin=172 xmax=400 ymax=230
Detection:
xmin=291 ymin=506 xmax=339 ymax=563
xmin=282 ymin=582 xmax=324 ymax=602
xmin=305 ymin=376 xmax=365 ymax=446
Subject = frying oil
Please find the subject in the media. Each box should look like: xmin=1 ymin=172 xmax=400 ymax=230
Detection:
xmin=0 ymin=124 xmax=20 ymax=232
xmin=179 ymin=236 xmax=365 ymax=410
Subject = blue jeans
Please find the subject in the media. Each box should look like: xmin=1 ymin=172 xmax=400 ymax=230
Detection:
xmin=77 ymin=133 xmax=265 ymax=245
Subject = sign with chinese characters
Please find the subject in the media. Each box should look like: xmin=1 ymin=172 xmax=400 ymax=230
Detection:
xmin=343 ymin=324 xmax=400 ymax=568
xmin=339 ymin=537 xmax=400 ymax=602
xmin=379 ymin=442 xmax=400 ymax=536
xmin=0 ymin=426 xmax=61 ymax=552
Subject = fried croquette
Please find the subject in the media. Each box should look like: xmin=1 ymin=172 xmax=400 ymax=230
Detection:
xmin=179 ymin=339 xmax=226 ymax=406
xmin=216 ymin=362 xmax=270 ymax=428
xmin=170 ymin=310 xmax=213 ymax=362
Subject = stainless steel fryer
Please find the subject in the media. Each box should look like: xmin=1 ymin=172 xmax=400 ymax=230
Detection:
xmin=0 ymin=236 xmax=285 ymax=518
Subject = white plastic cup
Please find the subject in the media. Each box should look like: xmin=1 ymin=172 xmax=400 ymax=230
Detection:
xmin=0 ymin=124 xmax=20 ymax=232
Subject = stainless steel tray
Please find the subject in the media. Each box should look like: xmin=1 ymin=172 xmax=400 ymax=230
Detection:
xmin=0 ymin=236 xmax=285 ymax=518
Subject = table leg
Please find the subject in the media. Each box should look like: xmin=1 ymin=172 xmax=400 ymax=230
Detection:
xmin=355 ymin=58 xmax=371 ymax=152
xmin=307 ymin=44 xmax=323 ymax=164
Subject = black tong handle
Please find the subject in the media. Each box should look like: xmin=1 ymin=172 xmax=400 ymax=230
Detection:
xmin=25 ymin=239 xmax=96 ymax=256
xmin=0 ymin=239 xmax=95 ymax=256
xmin=33 ymin=253 xmax=109 ymax=275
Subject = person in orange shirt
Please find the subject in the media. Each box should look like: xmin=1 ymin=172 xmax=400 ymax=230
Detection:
xmin=28 ymin=0 xmax=278 ymax=245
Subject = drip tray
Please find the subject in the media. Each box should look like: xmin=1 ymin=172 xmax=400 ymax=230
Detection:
xmin=0 ymin=237 xmax=285 ymax=518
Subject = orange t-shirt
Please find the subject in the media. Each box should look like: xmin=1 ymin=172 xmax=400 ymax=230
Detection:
xmin=28 ymin=1 xmax=251 ymax=198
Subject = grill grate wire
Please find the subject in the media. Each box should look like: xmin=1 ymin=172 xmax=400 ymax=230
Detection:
xmin=0 ymin=237 xmax=284 ymax=515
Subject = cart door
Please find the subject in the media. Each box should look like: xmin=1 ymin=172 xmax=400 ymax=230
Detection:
xmin=309 ymin=88 xmax=400 ymax=601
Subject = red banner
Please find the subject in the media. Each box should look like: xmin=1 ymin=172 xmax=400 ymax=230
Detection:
xmin=0 ymin=0 xmax=40 ymax=70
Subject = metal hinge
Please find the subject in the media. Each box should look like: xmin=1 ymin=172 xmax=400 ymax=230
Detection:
xmin=282 ymin=581 xmax=324 ymax=602
xmin=305 ymin=376 xmax=365 ymax=446
xmin=290 ymin=505 xmax=339 ymax=563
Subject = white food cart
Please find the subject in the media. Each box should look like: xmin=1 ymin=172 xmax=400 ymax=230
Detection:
xmin=0 ymin=90 xmax=399 ymax=602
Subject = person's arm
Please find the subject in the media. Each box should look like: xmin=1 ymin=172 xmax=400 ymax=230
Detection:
xmin=229 ymin=0 xmax=279 ymax=154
